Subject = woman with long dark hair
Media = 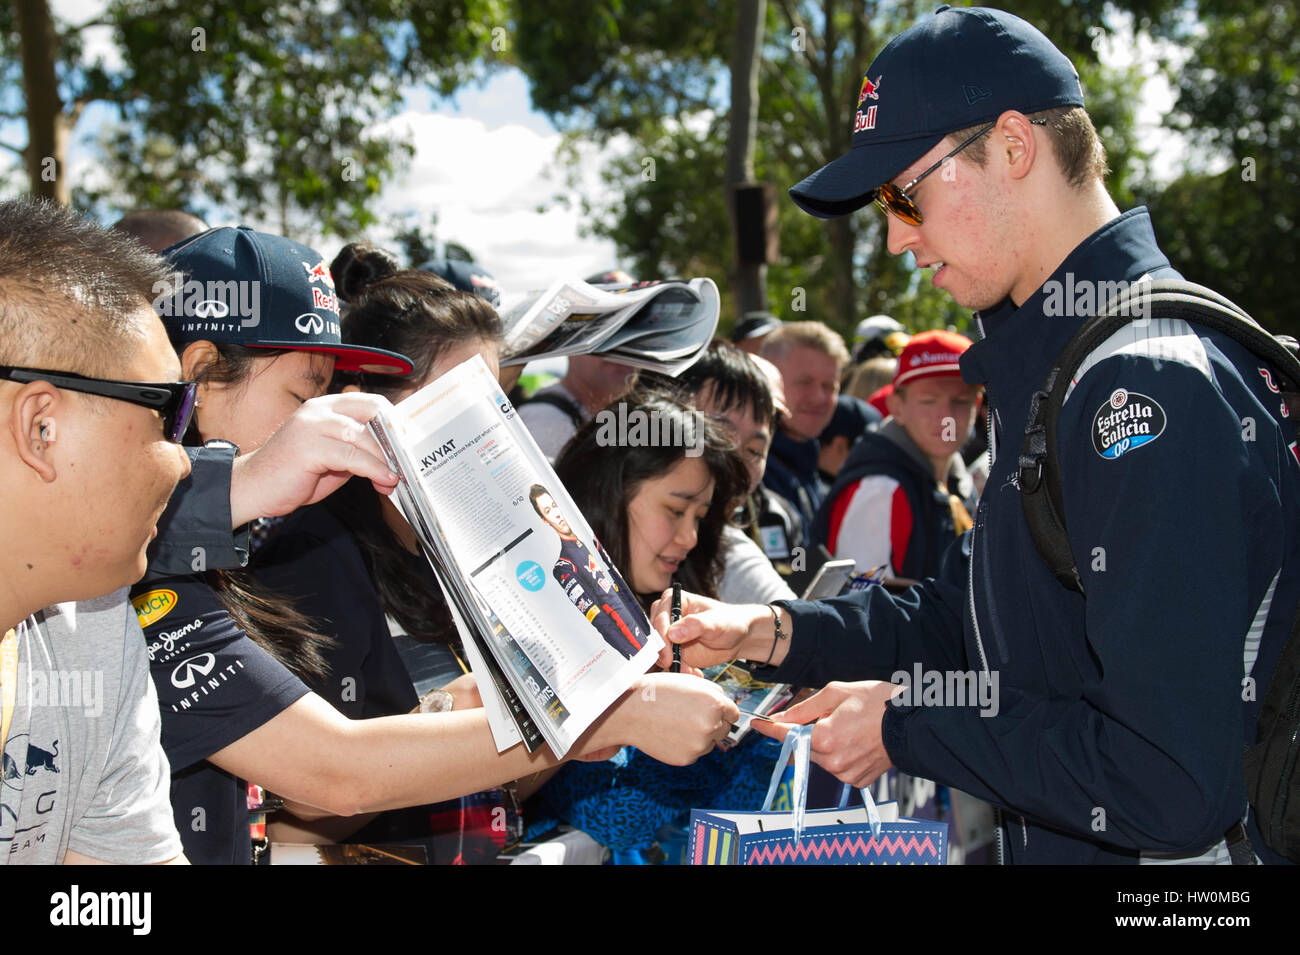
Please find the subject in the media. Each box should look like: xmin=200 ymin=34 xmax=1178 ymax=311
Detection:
xmin=554 ymin=389 xmax=749 ymax=605
xmin=537 ymin=389 xmax=779 ymax=857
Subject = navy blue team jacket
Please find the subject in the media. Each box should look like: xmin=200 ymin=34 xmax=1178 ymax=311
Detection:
xmin=768 ymin=209 xmax=1300 ymax=864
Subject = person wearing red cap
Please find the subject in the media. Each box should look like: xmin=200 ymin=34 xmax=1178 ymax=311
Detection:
xmin=812 ymin=331 xmax=978 ymax=581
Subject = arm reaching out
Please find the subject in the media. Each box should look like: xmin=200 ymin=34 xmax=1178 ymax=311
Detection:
xmin=209 ymin=672 xmax=739 ymax=818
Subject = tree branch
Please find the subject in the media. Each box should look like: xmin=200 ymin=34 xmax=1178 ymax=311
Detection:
xmin=778 ymin=0 xmax=823 ymax=78
xmin=66 ymin=93 xmax=99 ymax=126
xmin=761 ymin=58 xmax=827 ymax=161
xmin=60 ymin=16 xmax=112 ymax=38
xmin=0 ymin=140 xmax=26 ymax=157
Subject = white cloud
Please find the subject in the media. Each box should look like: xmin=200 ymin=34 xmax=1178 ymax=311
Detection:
xmin=1094 ymin=14 xmax=1214 ymax=182
xmin=50 ymin=0 xmax=121 ymax=73
xmin=321 ymin=109 xmax=629 ymax=300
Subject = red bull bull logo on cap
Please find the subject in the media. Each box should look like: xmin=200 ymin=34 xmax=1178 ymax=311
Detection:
xmin=302 ymin=260 xmax=335 ymax=289
xmin=858 ymin=74 xmax=882 ymax=105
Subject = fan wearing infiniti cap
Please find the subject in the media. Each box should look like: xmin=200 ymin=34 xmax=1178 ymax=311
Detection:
xmin=656 ymin=6 xmax=1300 ymax=864
xmin=130 ymin=226 xmax=413 ymax=863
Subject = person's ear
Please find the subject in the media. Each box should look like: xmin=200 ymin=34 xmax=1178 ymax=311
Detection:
xmin=996 ymin=111 xmax=1038 ymax=182
xmin=497 ymin=364 xmax=523 ymax=394
xmin=10 ymin=382 xmax=60 ymax=483
xmin=180 ymin=340 xmax=220 ymax=426
xmin=885 ymin=388 xmax=903 ymax=419
xmin=180 ymin=340 xmax=219 ymax=400
xmin=340 ymin=382 xmax=362 ymax=395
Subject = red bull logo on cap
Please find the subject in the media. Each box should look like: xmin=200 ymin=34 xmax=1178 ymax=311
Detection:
xmin=302 ymin=260 xmax=335 ymax=290
xmin=858 ymin=74 xmax=883 ymax=105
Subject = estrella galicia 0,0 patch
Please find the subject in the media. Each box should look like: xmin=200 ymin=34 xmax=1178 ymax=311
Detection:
xmin=1092 ymin=388 xmax=1166 ymax=460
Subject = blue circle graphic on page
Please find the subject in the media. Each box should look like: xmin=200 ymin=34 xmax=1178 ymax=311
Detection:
xmin=516 ymin=561 xmax=545 ymax=591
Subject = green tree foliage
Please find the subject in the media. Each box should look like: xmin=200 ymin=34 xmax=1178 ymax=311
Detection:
xmin=517 ymin=1 xmax=1159 ymax=340
xmin=1141 ymin=2 xmax=1298 ymax=335
xmin=3 ymin=0 xmax=510 ymax=240
xmin=98 ymin=1 xmax=424 ymax=239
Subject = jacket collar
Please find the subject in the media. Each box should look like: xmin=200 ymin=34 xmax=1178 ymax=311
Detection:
xmin=960 ymin=207 xmax=1173 ymax=403
xmin=770 ymin=428 xmax=821 ymax=477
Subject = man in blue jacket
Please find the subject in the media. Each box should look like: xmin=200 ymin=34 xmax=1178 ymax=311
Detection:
xmin=655 ymin=5 xmax=1300 ymax=864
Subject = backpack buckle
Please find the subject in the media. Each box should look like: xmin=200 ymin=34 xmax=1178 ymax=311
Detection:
xmin=1017 ymin=454 xmax=1043 ymax=494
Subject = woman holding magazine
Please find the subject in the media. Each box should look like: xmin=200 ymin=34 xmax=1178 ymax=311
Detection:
xmin=130 ymin=229 xmax=739 ymax=865
xmin=534 ymin=390 xmax=782 ymax=858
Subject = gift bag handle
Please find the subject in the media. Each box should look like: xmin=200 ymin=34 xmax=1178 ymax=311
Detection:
xmin=837 ymin=782 xmax=882 ymax=840
xmin=759 ymin=725 xmax=884 ymax=842
xmin=761 ymin=723 xmax=812 ymax=841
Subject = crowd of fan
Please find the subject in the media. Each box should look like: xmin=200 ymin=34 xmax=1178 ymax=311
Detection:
xmin=0 ymin=198 xmax=985 ymax=865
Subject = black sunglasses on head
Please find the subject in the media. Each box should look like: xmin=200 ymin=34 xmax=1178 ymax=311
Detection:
xmin=0 ymin=365 xmax=198 ymax=443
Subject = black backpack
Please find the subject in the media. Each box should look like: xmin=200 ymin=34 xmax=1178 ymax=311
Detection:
xmin=1017 ymin=279 xmax=1300 ymax=864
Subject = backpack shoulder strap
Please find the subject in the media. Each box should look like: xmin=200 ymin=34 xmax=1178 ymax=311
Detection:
xmin=1019 ymin=279 xmax=1300 ymax=596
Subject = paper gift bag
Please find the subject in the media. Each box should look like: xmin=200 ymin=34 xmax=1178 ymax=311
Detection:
xmin=688 ymin=724 xmax=948 ymax=865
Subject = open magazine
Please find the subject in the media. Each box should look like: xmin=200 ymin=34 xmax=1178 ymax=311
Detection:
xmin=500 ymin=277 xmax=720 ymax=375
xmin=368 ymin=356 xmax=663 ymax=758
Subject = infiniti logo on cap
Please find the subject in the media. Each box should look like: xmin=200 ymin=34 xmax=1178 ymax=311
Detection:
xmin=193 ymin=299 xmax=229 ymax=319
xmin=295 ymin=313 xmax=324 ymax=334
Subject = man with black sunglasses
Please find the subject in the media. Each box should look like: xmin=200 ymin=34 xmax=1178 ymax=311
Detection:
xmin=657 ymin=6 xmax=1300 ymax=866
xmin=0 ymin=198 xmax=193 ymax=863
xmin=0 ymin=200 xmax=404 ymax=865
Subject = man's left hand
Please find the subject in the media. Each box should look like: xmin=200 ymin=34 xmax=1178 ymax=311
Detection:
xmin=752 ymin=680 xmax=905 ymax=788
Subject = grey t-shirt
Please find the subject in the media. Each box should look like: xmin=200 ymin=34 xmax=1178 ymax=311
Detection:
xmin=718 ymin=524 xmax=796 ymax=606
xmin=518 ymin=383 xmax=590 ymax=462
xmin=1 ymin=589 xmax=182 ymax=864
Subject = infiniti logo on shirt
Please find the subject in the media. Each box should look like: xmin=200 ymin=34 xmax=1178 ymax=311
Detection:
xmin=171 ymin=653 xmax=216 ymax=689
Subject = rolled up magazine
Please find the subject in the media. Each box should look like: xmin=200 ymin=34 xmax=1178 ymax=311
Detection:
xmin=368 ymin=355 xmax=663 ymax=757
xmin=500 ymin=277 xmax=720 ymax=376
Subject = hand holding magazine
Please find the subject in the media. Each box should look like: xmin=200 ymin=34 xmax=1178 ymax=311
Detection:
xmin=368 ymin=355 xmax=664 ymax=758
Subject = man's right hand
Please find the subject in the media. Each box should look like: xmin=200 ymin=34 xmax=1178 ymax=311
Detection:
xmin=648 ymin=590 xmax=782 ymax=671
xmin=586 ymin=673 xmax=739 ymax=766
xmin=229 ymin=393 xmax=399 ymax=527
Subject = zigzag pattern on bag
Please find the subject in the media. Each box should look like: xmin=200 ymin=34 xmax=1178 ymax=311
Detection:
xmin=744 ymin=832 xmax=941 ymax=864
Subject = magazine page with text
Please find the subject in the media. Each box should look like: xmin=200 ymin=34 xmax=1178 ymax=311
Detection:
xmin=373 ymin=356 xmax=663 ymax=757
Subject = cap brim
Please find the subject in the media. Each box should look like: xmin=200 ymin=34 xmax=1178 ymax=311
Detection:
xmin=789 ymin=132 xmax=945 ymax=219
xmin=247 ymin=342 xmax=414 ymax=375
xmin=895 ymin=362 xmax=963 ymax=388
xmin=733 ymin=320 xmax=782 ymax=341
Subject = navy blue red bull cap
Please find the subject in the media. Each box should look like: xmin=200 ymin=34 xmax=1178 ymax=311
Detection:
xmin=155 ymin=226 xmax=414 ymax=375
xmin=789 ymin=5 xmax=1085 ymax=219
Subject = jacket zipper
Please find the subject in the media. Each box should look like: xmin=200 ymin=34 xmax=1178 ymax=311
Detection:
xmin=968 ymin=500 xmax=999 ymax=863
xmin=971 ymin=317 xmax=1007 ymax=864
